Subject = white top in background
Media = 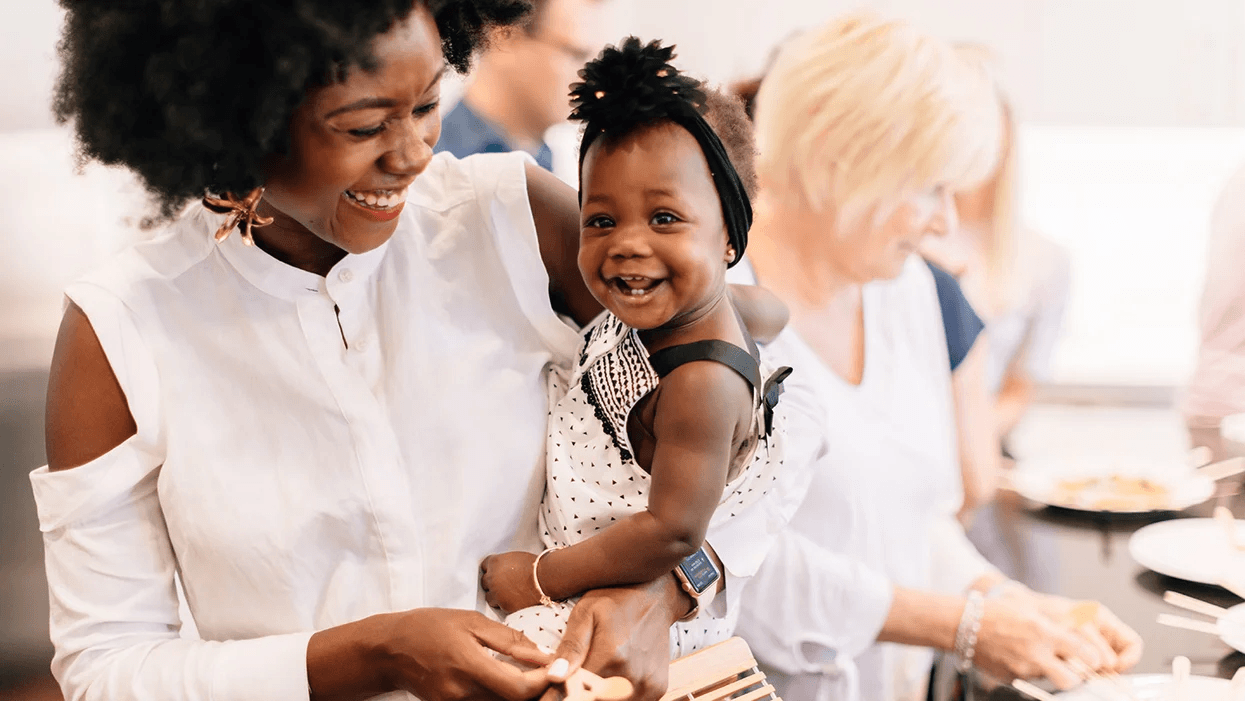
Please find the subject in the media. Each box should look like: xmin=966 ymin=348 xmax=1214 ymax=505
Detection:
xmin=1185 ymin=161 xmax=1245 ymax=421
xmin=29 ymin=152 xmax=583 ymax=701
xmin=734 ymin=257 xmax=997 ymax=701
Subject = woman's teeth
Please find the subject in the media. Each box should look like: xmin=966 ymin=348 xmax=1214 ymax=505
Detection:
xmin=344 ymin=188 xmax=407 ymax=210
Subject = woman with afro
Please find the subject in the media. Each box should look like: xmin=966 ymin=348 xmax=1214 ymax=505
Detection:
xmin=32 ymin=2 xmax=767 ymax=700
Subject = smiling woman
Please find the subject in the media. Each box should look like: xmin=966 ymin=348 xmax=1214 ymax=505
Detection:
xmin=33 ymin=2 xmax=698 ymax=701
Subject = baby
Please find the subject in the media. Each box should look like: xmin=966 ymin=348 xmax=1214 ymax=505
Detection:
xmin=480 ymin=37 xmax=791 ymax=659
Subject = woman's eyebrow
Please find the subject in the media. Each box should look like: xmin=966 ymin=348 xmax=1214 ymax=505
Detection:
xmin=324 ymin=65 xmax=448 ymax=119
xmin=324 ymin=97 xmax=397 ymax=118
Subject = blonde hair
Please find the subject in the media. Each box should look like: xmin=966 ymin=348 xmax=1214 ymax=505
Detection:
xmin=953 ymin=42 xmax=1023 ymax=308
xmin=754 ymin=11 xmax=1002 ymax=231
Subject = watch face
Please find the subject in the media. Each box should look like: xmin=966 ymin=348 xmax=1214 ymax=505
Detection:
xmin=678 ymin=549 xmax=720 ymax=594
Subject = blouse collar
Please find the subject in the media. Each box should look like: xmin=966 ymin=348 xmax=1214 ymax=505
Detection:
xmin=210 ymin=210 xmax=392 ymax=301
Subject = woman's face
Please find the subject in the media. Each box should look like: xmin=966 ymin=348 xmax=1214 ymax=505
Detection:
xmin=260 ymin=6 xmax=444 ymax=256
xmin=577 ymin=122 xmax=733 ymax=331
xmin=829 ymin=185 xmax=957 ymax=283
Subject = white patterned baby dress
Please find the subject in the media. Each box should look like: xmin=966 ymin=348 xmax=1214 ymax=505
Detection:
xmin=503 ymin=312 xmax=790 ymax=658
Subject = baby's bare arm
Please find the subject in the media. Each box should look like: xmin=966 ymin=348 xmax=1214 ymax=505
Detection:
xmin=537 ymin=362 xmax=751 ymax=601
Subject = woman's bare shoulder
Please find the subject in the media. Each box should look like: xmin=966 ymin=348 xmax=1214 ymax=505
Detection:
xmin=45 ymin=303 xmax=137 ymax=471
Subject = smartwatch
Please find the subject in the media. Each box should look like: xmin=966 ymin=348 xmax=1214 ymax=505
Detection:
xmin=672 ymin=546 xmax=721 ymax=622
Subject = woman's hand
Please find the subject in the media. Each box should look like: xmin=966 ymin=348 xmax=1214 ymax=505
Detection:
xmin=543 ymin=575 xmax=688 ymax=701
xmin=972 ymin=597 xmax=1103 ymax=690
xmin=308 ymin=608 xmax=554 ymax=701
xmin=1011 ymin=589 xmax=1144 ymax=674
xmin=481 ymin=552 xmax=542 ymax=614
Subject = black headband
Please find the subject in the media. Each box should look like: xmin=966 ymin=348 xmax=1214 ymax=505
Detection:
xmin=569 ymin=37 xmax=752 ymax=267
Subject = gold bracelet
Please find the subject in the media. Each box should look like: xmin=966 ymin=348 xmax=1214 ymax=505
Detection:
xmin=533 ymin=545 xmax=565 ymax=607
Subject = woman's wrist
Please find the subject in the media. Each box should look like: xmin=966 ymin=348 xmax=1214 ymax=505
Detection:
xmin=879 ymin=586 xmax=964 ymax=651
xmin=953 ymin=590 xmax=986 ymax=671
xmin=307 ymin=614 xmax=394 ymax=701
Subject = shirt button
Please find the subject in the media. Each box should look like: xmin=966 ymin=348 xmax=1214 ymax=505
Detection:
xmin=338 ymin=269 xmax=354 ymax=283
xmin=354 ymin=338 xmax=369 ymax=352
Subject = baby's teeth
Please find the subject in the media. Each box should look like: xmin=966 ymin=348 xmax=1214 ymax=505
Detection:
xmin=376 ymin=195 xmax=390 ymax=207
xmin=365 ymin=193 xmax=378 ymax=206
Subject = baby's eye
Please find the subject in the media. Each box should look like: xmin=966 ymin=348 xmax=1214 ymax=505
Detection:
xmin=651 ymin=212 xmax=680 ymax=226
xmin=413 ymin=101 xmax=439 ymax=117
xmin=583 ymin=214 xmax=615 ymax=229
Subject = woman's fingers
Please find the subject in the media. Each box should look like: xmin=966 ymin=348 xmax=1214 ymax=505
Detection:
xmin=1074 ymin=622 xmax=1117 ymax=671
xmin=1094 ymin=606 xmax=1144 ymax=670
xmin=473 ymin=619 xmax=555 ymax=668
xmin=468 ymin=622 xmax=555 ymax=701
xmin=469 ymin=654 xmax=553 ymax=701
xmin=1049 ymin=620 xmax=1103 ymax=671
xmin=1038 ymin=654 xmax=1083 ymax=691
xmin=550 ymin=603 xmax=594 ymax=682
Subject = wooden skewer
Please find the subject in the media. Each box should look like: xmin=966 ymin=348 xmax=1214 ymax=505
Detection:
xmin=1157 ymin=612 xmax=1223 ymax=636
xmin=1165 ymin=590 xmax=1231 ymax=619
xmin=1173 ymin=655 xmax=1191 ymax=701
xmin=1012 ymin=679 xmax=1059 ymax=701
xmin=1199 ymin=457 xmax=1245 ymax=482
xmin=1064 ymin=657 xmax=1138 ymax=701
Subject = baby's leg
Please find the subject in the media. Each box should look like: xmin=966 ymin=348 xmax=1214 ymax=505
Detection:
xmin=503 ymin=602 xmax=576 ymax=659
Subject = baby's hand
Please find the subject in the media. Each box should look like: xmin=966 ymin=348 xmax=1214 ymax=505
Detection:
xmin=480 ymin=551 xmax=542 ymax=614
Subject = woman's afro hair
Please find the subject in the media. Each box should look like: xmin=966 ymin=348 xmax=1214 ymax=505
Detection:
xmin=53 ymin=0 xmax=531 ymax=218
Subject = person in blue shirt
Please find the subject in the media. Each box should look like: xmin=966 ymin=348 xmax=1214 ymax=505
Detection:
xmin=436 ymin=0 xmax=597 ymax=171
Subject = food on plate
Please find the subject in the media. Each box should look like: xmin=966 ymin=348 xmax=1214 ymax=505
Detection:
xmin=1051 ymin=474 xmax=1170 ymax=511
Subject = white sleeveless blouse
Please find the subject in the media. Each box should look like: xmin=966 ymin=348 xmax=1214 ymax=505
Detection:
xmin=29 ymin=152 xmax=583 ymax=701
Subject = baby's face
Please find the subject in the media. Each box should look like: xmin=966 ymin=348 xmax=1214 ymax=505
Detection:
xmin=577 ymin=122 xmax=733 ymax=331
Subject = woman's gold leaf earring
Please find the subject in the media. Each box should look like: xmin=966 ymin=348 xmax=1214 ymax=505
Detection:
xmin=202 ymin=187 xmax=274 ymax=246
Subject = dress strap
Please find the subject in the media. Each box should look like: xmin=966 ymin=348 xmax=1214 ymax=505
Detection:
xmin=648 ymin=340 xmax=793 ymax=438
xmin=648 ymin=340 xmax=763 ymax=390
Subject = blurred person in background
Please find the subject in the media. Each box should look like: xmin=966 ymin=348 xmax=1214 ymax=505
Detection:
xmin=434 ymin=0 xmax=597 ymax=170
xmin=921 ymin=44 xmax=1072 ymax=470
xmin=1184 ymin=161 xmax=1245 ymax=459
xmin=731 ymin=12 xmax=1141 ymax=701
xmin=732 ymin=51 xmax=999 ymax=525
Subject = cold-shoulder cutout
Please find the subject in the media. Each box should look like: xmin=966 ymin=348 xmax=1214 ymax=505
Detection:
xmin=45 ymin=302 xmax=137 ymax=471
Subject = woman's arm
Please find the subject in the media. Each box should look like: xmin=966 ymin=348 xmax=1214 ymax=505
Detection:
xmin=728 ymin=285 xmax=789 ymax=344
xmin=526 ymin=163 xmax=603 ymax=327
xmin=952 ymin=334 xmax=1001 ymax=521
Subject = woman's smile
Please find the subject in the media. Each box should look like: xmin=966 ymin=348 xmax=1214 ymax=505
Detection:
xmin=341 ymin=187 xmax=409 ymax=222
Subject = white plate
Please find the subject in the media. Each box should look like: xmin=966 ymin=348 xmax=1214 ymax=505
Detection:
xmin=1129 ymin=518 xmax=1245 ymax=584
xmin=1011 ymin=461 xmax=1214 ymax=514
xmin=1055 ymin=673 xmax=1228 ymax=699
xmin=1217 ymin=603 xmax=1245 ymax=654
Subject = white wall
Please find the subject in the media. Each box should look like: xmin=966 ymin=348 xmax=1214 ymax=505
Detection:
xmin=605 ymin=0 xmax=1245 ymax=128
xmin=0 ymin=0 xmax=61 ymax=131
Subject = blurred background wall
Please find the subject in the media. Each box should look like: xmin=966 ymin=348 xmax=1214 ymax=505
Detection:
xmin=2 ymin=0 xmax=1243 ymax=694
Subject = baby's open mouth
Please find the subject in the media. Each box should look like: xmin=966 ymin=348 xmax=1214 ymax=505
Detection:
xmin=343 ymin=188 xmax=408 ymax=210
xmin=613 ymin=276 xmax=661 ymax=296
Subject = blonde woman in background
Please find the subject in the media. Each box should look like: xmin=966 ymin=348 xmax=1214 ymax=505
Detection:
xmin=732 ymin=13 xmax=1141 ymax=701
